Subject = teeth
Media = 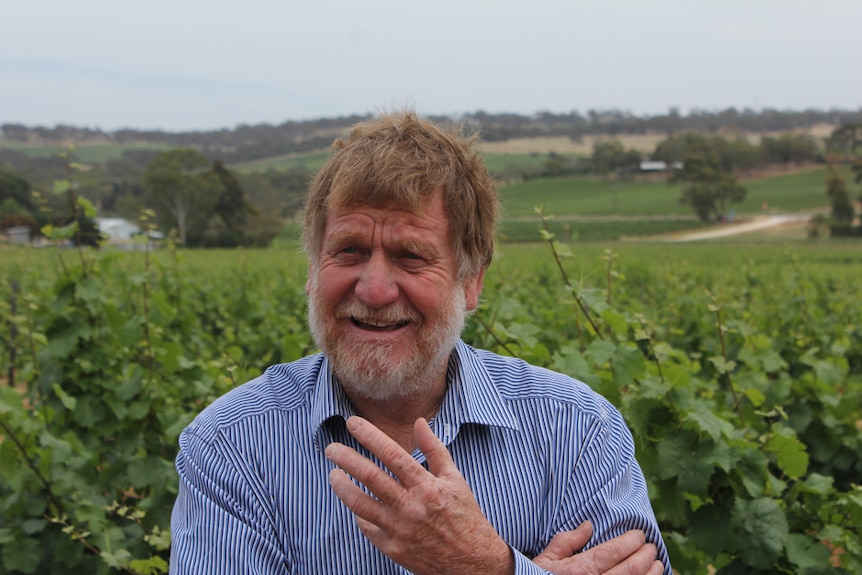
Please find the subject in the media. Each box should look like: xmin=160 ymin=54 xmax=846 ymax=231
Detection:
xmin=356 ymin=318 xmax=407 ymax=328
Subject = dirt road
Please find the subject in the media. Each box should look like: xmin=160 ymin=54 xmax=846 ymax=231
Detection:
xmin=669 ymin=214 xmax=812 ymax=242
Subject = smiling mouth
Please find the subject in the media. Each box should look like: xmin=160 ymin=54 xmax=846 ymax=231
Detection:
xmin=351 ymin=318 xmax=410 ymax=331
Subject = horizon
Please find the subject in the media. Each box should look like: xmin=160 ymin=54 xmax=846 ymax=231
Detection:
xmin=4 ymin=105 xmax=861 ymax=136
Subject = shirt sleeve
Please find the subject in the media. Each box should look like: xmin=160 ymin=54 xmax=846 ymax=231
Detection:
xmin=512 ymin=548 xmax=553 ymax=574
xmin=560 ymin=403 xmax=672 ymax=574
xmin=169 ymin=426 xmax=289 ymax=574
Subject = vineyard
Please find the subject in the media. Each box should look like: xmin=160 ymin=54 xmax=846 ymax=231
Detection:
xmin=1 ymin=234 xmax=861 ymax=574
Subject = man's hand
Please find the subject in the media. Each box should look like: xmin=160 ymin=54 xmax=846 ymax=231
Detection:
xmin=325 ymin=416 xmax=514 ymax=575
xmin=533 ymin=521 xmax=664 ymax=575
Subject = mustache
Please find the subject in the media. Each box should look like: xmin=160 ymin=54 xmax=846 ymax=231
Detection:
xmin=335 ymin=299 xmax=422 ymax=325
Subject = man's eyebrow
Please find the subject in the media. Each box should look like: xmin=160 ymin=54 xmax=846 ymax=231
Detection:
xmin=396 ymin=237 xmax=437 ymax=257
xmin=325 ymin=230 xmax=364 ymax=248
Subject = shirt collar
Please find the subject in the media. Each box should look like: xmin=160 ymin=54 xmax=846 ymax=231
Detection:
xmin=310 ymin=340 xmax=521 ymax=450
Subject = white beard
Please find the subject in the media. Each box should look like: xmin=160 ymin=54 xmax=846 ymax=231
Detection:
xmin=307 ymin=280 xmax=467 ymax=402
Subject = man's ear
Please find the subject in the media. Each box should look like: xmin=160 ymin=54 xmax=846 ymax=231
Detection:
xmin=463 ymin=268 xmax=485 ymax=312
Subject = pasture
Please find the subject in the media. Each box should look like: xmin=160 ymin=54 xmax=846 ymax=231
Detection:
xmin=0 ymin=141 xmax=171 ymax=163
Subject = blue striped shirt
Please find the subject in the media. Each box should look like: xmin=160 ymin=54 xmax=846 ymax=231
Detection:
xmin=170 ymin=340 xmax=671 ymax=574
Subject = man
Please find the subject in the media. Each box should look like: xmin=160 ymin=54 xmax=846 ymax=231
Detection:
xmin=170 ymin=111 xmax=671 ymax=574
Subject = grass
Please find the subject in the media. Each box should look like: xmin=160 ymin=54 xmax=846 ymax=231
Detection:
xmin=501 ymin=218 xmax=712 ymax=243
xmin=0 ymin=142 xmax=171 ymax=163
xmin=480 ymin=152 xmax=580 ymax=175
xmin=499 ymin=166 xmax=837 ymax=219
xmin=501 ymin=175 xmax=687 ymax=217
xmin=492 ymin=241 xmax=862 ymax=285
xmin=739 ymin=167 xmax=836 ymax=212
xmin=233 ymin=150 xmax=573 ymax=175
xmin=234 ymin=151 xmax=332 ymax=173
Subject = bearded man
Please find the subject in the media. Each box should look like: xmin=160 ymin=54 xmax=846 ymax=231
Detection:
xmin=169 ymin=111 xmax=671 ymax=575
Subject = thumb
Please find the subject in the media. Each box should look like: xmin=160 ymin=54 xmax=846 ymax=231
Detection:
xmin=541 ymin=521 xmax=593 ymax=560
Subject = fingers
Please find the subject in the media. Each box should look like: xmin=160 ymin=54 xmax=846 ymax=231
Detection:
xmin=338 ymin=416 xmax=431 ymax=486
xmin=413 ymin=417 xmax=457 ymax=477
xmin=594 ymin=529 xmax=648 ymax=569
xmin=603 ymin=543 xmax=659 ymax=575
xmin=541 ymin=521 xmax=594 ymax=560
xmin=534 ymin=527 xmax=657 ymax=575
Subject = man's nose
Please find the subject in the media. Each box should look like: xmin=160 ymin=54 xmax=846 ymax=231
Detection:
xmin=355 ymin=251 xmax=399 ymax=308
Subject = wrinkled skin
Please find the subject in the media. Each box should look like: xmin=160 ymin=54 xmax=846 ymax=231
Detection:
xmin=327 ymin=416 xmax=663 ymax=575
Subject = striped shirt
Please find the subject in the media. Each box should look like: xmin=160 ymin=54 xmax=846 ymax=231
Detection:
xmin=170 ymin=340 xmax=671 ymax=574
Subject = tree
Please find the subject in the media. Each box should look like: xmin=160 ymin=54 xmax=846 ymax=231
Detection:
xmin=0 ymin=169 xmax=38 ymax=233
xmin=210 ymin=159 xmax=256 ymax=247
xmin=591 ymin=140 xmax=642 ymax=179
xmin=0 ymin=169 xmax=35 ymax=214
xmin=825 ymin=165 xmax=858 ymax=238
xmin=826 ymin=123 xmax=862 ymax=161
xmin=761 ymin=133 xmax=819 ymax=165
xmin=672 ymin=148 xmax=747 ymax=221
xmin=143 ymin=149 xmax=220 ymax=245
xmin=827 ymin=171 xmax=854 ymax=223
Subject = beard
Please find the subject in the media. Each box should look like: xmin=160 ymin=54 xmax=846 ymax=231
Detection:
xmin=307 ymin=280 xmax=467 ymax=402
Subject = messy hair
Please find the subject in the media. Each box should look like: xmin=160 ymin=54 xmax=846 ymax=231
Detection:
xmin=302 ymin=111 xmax=499 ymax=278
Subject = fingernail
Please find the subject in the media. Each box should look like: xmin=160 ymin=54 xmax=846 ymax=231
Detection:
xmin=346 ymin=416 xmax=363 ymax=431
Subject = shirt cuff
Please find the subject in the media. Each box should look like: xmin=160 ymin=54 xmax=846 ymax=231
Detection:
xmin=512 ymin=547 xmax=552 ymax=574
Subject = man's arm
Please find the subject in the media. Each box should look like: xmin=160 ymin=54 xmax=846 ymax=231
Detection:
xmin=170 ymin=429 xmax=287 ymax=575
xmin=533 ymin=521 xmax=664 ymax=575
xmin=326 ymin=416 xmax=662 ymax=575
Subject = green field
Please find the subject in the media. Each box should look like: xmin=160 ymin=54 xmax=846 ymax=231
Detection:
xmin=480 ymin=151 xmax=580 ymax=174
xmin=232 ymin=149 xmax=571 ymax=175
xmin=0 ymin=142 xmax=171 ymax=163
xmin=234 ymin=151 xmax=332 ymax=173
xmin=2 ymin=239 xmax=861 ymax=573
xmin=499 ymin=167 xmax=837 ymax=218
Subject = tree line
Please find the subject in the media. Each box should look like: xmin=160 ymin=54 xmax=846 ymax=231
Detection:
xmin=0 ymin=147 xmax=311 ymax=248
xmin=2 ymin=112 xmax=861 ymax=246
xmin=3 ymin=107 xmax=861 ymax=164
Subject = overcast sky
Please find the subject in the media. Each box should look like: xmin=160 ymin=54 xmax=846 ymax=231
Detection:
xmin=2 ymin=0 xmax=860 ymax=132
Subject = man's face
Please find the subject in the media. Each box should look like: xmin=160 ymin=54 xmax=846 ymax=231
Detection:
xmin=306 ymin=191 xmax=483 ymax=402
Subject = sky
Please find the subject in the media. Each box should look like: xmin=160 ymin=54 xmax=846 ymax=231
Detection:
xmin=2 ymin=0 xmax=861 ymax=133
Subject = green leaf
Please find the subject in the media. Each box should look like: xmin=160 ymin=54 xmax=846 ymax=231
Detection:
xmin=585 ymin=339 xmax=616 ymax=366
xmin=785 ymin=533 xmax=832 ymax=570
xmin=101 ymin=548 xmax=133 ymax=568
xmin=764 ymin=429 xmax=809 ymax=479
xmin=52 ymin=383 xmax=77 ymax=411
xmin=611 ymin=343 xmax=645 ymax=387
xmin=734 ymin=448 xmax=768 ymax=497
xmin=53 ymin=179 xmax=71 ymax=195
xmin=743 ymin=387 xmax=765 ymax=407
xmin=601 ymin=309 xmax=628 ymax=335
xmin=21 ymin=519 xmax=48 ymax=535
xmin=689 ymin=504 xmax=730 ymax=556
xmin=656 ymin=431 xmax=715 ymax=496
xmin=1 ymin=536 xmax=42 ymax=573
xmin=115 ymin=371 xmax=143 ymax=402
xmin=708 ymin=356 xmax=736 ymax=374
xmin=77 ymin=196 xmax=97 ymax=218
xmin=685 ymin=403 xmax=728 ymax=441
xmin=728 ymin=497 xmax=789 ymax=569
xmin=47 ymin=331 xmax=79 ymax=359
xmin=578 ymin=287 xmax=609 ymax=315
xmin=538 ymin=228 xmax=555 ymax=241
xmin=130 ymin=555 xmax=169 ymax=575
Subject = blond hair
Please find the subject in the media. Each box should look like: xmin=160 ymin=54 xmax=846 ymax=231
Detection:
xmin=302 ymin=111 xmax=498 ymax=278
